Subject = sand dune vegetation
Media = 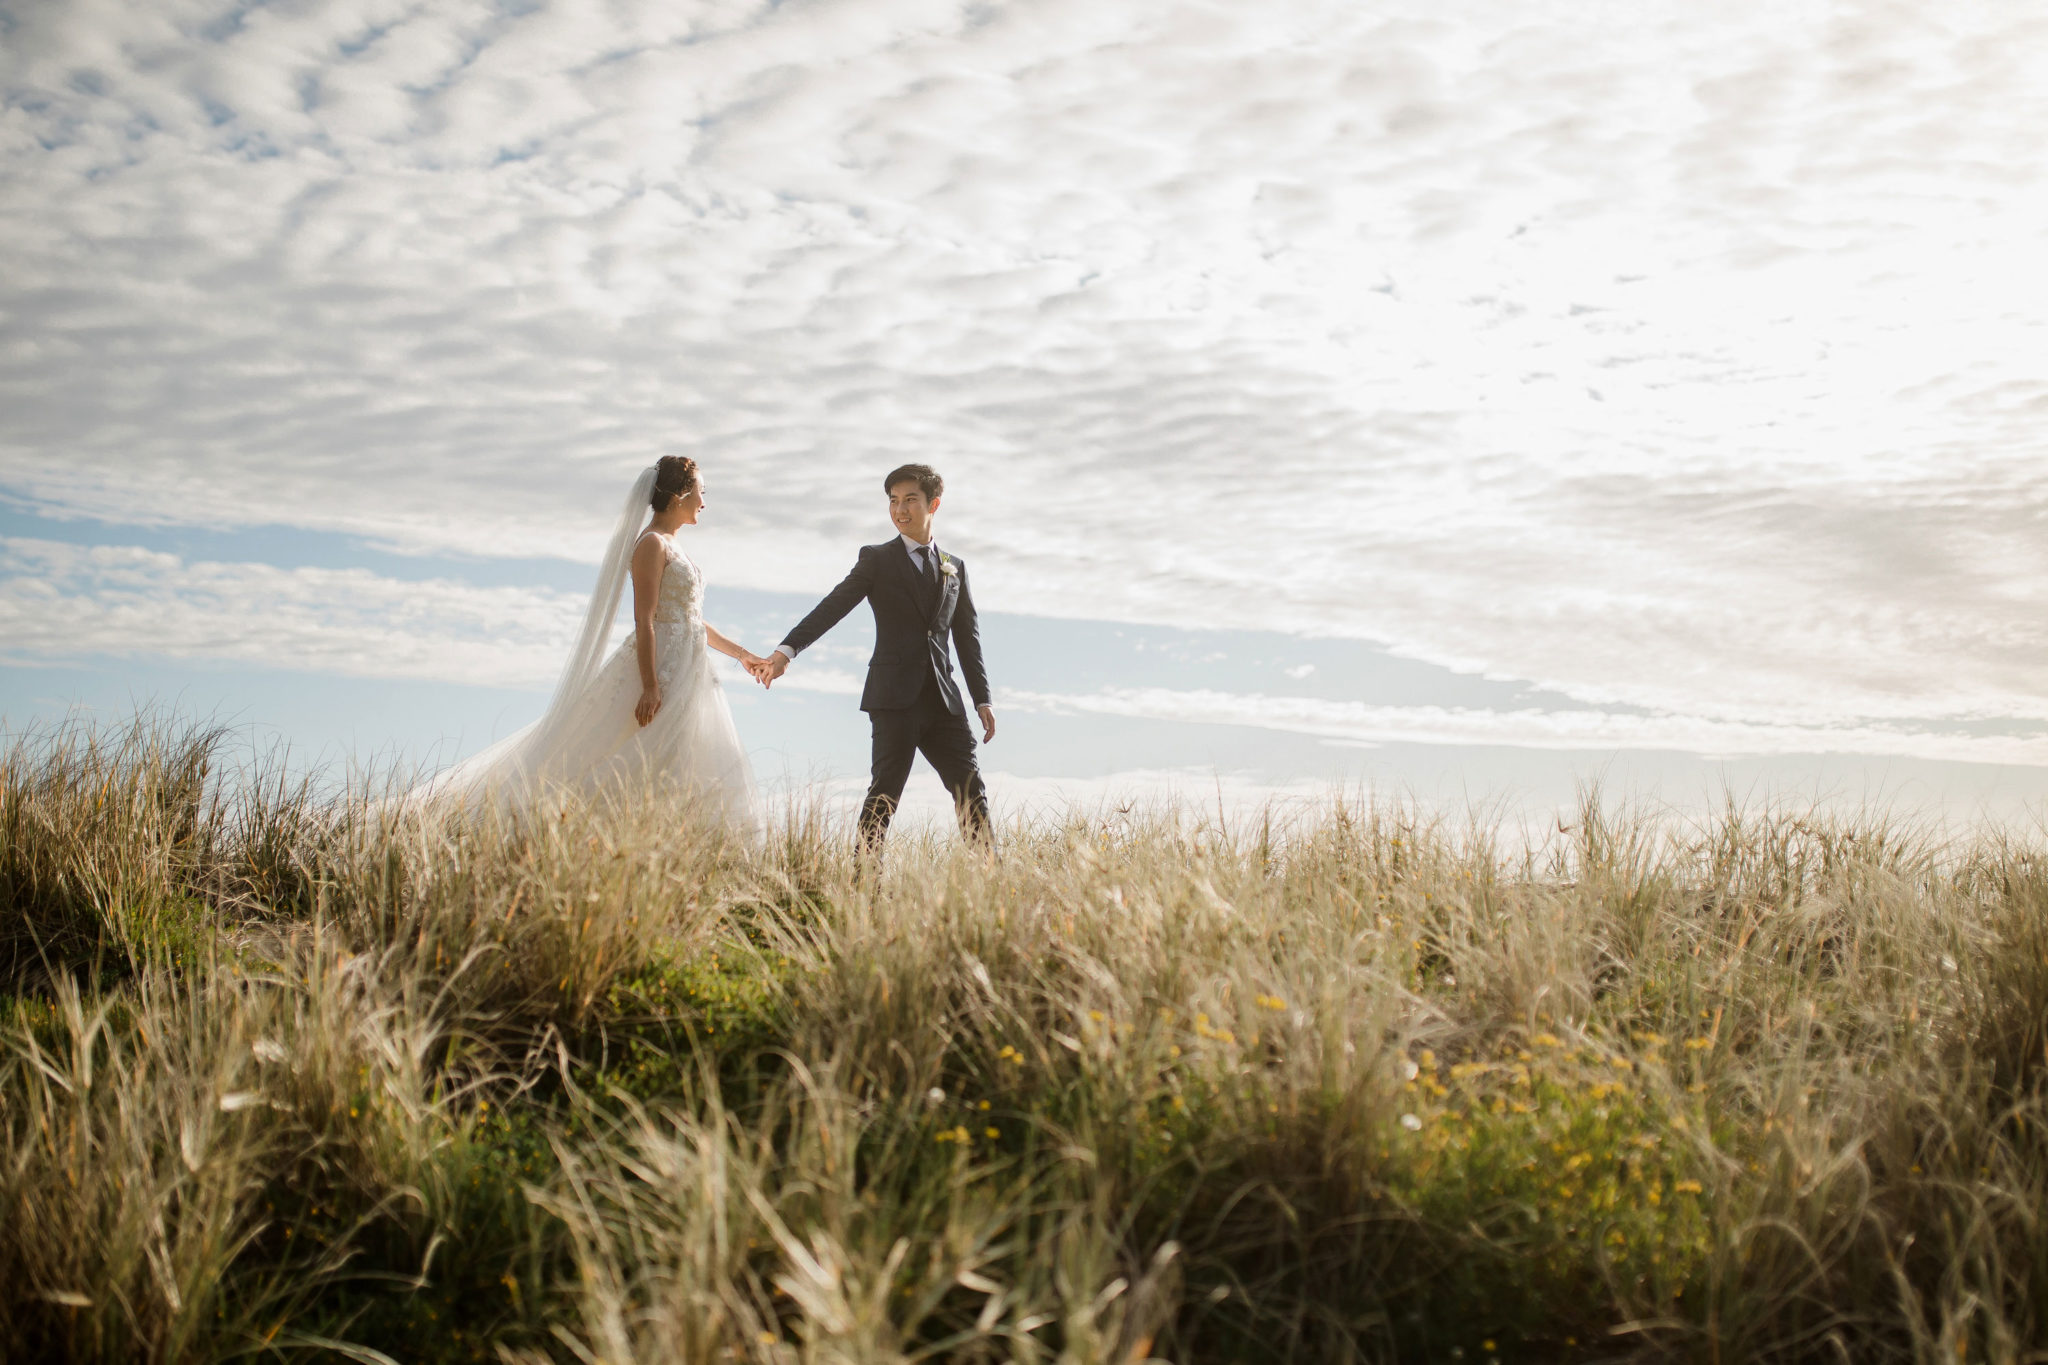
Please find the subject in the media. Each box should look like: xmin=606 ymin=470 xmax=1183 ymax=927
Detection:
xmin=4 ymin=715 xmax=2047 ymax=1364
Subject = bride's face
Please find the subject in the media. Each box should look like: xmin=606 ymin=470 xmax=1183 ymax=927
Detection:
xmin=676 ymin=482 xmax=705 ymax=524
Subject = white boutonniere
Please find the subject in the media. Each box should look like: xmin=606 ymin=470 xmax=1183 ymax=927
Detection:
xmin=938 ymin=553 xmax=958 ymax=578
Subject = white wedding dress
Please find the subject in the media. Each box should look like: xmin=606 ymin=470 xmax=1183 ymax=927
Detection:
xmin=414 ymin=469 xmax=756 ymax=826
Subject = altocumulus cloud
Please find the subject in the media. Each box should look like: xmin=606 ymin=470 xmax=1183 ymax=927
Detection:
xmin=0 ymin=538 xmax=576 ymax=687
xmin=1009 ymin=688 xmax=2048 ymax=769
xmin=4 ymin=0 xmax=2048 ymax=752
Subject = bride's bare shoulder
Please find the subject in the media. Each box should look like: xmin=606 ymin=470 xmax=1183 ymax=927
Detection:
xmin=632 ymin=530 xmax=672 ymax=566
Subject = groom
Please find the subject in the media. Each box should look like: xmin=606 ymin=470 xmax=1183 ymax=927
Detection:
xmin=750 ymin=464 xmax=995 ymax=851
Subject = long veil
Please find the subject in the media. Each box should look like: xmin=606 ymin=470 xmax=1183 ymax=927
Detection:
xmin=410 ymin=466 xmax=657 ymax=807
xmin=541 ymin=465 xmax=658 ymax=726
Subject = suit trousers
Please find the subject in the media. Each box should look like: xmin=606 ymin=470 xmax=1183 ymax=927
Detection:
xmin=859 ymin=673 xmax=990 ymax=851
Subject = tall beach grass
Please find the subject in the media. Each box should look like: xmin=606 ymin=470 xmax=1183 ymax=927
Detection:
xmin=3 ymin=714 xmax=2047 ymax=1362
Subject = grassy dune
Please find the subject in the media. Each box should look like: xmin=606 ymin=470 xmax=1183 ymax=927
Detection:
xmin=4 ymin=717 xmax=2047 ymax=1363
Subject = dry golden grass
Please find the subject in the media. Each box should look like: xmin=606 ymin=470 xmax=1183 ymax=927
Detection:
xmin=4 ymin=714 xmax=2048 ymax=1363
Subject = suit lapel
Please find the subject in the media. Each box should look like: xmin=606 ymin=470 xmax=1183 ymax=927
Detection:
xmin=934 ymin=556 xmax=957 ymax=625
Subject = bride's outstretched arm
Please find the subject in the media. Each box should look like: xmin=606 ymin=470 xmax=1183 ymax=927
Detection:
xmin=703 ymin=623 xmax=765 ymax=672
xmin=631 ymin=536 xmax=666 ymax=727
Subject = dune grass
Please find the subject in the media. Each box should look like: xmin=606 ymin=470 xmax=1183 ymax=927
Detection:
xmin=3 ymin=715 xmax=2048 ymax=1363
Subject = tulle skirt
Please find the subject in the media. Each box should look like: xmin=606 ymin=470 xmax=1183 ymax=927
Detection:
xmin=418 ymin=620 xmax=756 ymax=828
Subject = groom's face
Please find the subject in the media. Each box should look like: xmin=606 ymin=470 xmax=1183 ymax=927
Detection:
xmin=888 ymin=482 xmax=938 ymax=543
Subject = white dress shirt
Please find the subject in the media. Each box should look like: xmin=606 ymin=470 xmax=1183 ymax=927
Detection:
xmin=773 ymin=534 xmax=938 ymax=664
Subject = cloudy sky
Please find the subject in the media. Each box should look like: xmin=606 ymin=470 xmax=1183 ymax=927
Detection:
xmin=6 ymin=0 xmax=2048 ymax=821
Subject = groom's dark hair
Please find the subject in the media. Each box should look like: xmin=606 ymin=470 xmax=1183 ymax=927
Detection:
xmin=884 ymin=463 xmax=943 ymax=501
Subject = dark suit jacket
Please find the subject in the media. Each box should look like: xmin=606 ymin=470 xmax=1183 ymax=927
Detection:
xmin=781 ymin=540 xmax=991 ymax=715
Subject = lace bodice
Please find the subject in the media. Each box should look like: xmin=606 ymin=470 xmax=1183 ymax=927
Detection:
xmin=644 ymin=532 xmax=704 ymax=627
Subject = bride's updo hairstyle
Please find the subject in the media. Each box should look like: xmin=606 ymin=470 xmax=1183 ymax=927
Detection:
xmin=650 ymin=455 xmax=699 ymax=513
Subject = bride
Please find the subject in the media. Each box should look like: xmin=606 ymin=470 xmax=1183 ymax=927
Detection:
xmin=417 ymin=456 xmax=762 ymax=823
